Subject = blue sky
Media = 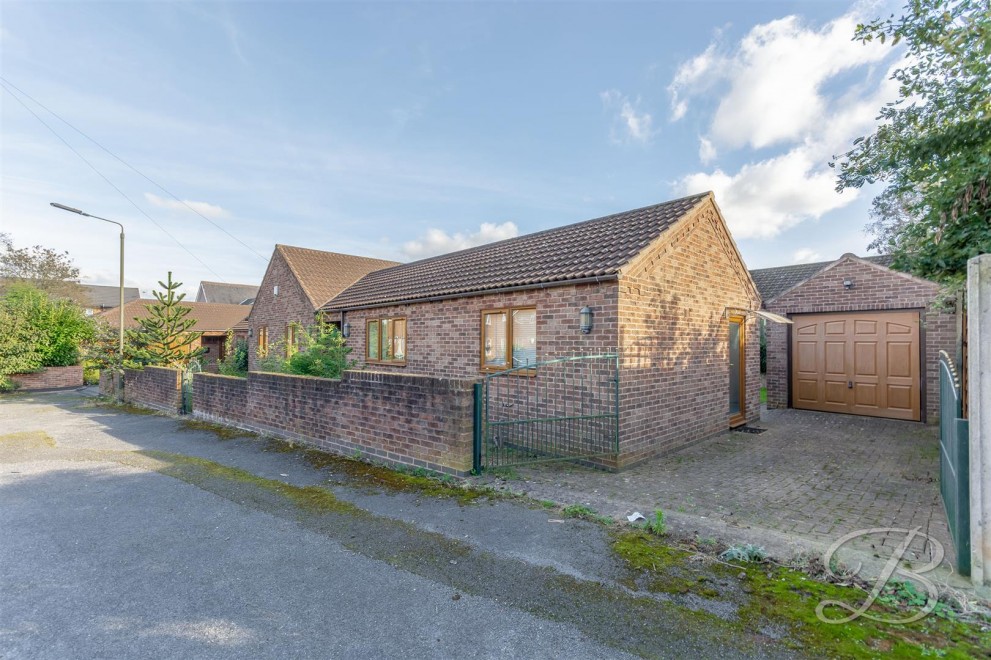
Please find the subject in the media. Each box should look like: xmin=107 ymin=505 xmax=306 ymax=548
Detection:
xmin=1 ymin=0 xmax=902 ymax=296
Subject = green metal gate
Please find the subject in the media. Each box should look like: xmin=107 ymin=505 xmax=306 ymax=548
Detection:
xmin=938 ymin=350 xmax=970 ymax=576
xmin=473 ymin=353 xmax=619 ymax=471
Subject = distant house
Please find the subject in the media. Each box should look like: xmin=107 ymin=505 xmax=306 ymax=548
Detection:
xmin=99 ymin=300 xmax=251 ymax=372
xmin=247 ymin=245 xmax=398 ymax=369
xmin=322 ymin=192 xmax=762 ymax=467
xmin=750 ymin=254 xmax=956 ymax=422
xmin=195 ymin=281 xmax=258 ymax=305
xmin=79 ymin=284 xmax=141 ymax=316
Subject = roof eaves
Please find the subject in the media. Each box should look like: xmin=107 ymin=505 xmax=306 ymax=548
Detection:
xmin=324 ymin=272 xmax=620 ymax=312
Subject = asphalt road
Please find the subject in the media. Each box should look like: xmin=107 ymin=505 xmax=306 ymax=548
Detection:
xmin=0 ymin=390 xmax=794 ymax=659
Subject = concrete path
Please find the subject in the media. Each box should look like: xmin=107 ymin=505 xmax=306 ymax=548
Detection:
xmin=475 ymin=408 xmax=955 ymax=579
xmin=1 ymin=389 xmax=799 ymax=660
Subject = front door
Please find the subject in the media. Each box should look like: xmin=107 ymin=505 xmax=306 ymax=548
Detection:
xmin=729 ymin=315 xmax=746 ymax=427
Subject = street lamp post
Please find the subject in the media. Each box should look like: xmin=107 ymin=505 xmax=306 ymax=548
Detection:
xmin=50 ymin=202 xmax=125 ymax=361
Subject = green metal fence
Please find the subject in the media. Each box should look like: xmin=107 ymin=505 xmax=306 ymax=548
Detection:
xmin=938 ymin=350 xmax=970 ymax=576
xmin=473 ymin=353 xmax=619 ymax=472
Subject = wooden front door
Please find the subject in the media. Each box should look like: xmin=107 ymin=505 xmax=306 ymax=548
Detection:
xmin=791 ymin=311 xmax=921 ymax=421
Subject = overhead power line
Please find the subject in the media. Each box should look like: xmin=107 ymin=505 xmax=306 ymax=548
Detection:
xmin=1 ymin=80 xmax=229 ymax=282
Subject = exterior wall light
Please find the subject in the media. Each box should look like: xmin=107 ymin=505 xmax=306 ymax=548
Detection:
xmin=843 ymin=279 xmax=854 ymax=290
xmin=248 ymin=328 xmax=254 ymax=338
xmin=342 ymin=321 xmax=350 ymax=338
xmin=580 ymin=306 xmax=593 ymax=334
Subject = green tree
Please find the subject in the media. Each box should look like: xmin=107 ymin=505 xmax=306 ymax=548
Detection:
xmin=833 ymin=0 xmax=991 ymax=283
xmin=128 ymin=272 xmax=205 ymax=369
xmin=0 ymin=233 xmax=84 ymax=301
xmin=0 ymin=283 xmax=93 ymax=389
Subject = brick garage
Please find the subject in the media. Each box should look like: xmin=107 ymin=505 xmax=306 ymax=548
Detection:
xmin=194 ymin=370 xmax=475 ymax=475
xmin=325 ymin=192 xmax=761 ymax=468
xmin=9 ymin=366 xmax=83 ymax=391
xmin=754 ymin=254 xmax=956 ymax=422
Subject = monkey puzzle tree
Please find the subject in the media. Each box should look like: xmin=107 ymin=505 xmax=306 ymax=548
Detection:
xmin=128 ymin=272 xmax=205 ymax=369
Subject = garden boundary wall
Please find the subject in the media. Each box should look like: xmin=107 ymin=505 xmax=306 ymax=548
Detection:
xmin=101 ymin=366 xmax=184 ymax=414
xmin=10 ymin=366 xmax=84 ymax=391
xmin=193 ymin=370 xmax=475 ymax=476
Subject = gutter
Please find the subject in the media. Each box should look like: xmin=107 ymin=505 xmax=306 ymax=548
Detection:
xmin=323 ymin=273 xmax=620 ymax=313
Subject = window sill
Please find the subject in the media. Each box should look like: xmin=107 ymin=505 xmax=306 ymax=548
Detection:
xmin=366 ymin=360 xmax=407 ymax=367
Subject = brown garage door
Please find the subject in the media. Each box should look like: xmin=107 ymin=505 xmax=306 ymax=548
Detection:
xmin=791 ymin=311 xmax=920 ymax=421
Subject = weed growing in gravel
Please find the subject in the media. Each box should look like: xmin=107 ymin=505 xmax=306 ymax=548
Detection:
xmin=643 ymin=509 xmax=667 ymax=536
xmin=562 ymin=504 xmax=613 ymax=525
xmin=719 ymin=544 xmax=768 ymax=563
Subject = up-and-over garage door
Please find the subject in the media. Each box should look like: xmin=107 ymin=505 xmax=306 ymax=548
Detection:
xmin=791 ymin=311 xmax=921 ymax=421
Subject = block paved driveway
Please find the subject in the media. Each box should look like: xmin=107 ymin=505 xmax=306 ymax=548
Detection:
xmin=486 ymin=408 xmax=953 ymax=571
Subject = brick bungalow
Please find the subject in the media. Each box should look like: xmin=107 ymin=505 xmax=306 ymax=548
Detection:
xmin=322 ymin=192 xmax=763 ymax=467
xmin=98 ymin=299 xmax=251 ymax=371
xmin=246 ymin=245 xmax=398 ymax=370
xmin=751 ymin=254 xmax=956 ymax=422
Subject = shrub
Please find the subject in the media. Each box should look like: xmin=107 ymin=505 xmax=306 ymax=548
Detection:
xmin=217 ymin=331 xmax=249 ymax=377
xmin=0 ymin=283 xmax=92 ymax=387
xmin=286 ymin=324 xmax=353 ymax=379
xmin=254 ymin=323 xmax=354 ymax=380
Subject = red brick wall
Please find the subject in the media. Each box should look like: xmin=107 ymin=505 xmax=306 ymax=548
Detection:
xmin=764 ymin=257 xmax=956 ymax=421
xmin=617 ymin=199 xmax=761 ymax=466
xmin=331 ymin=282 xmax=619 ymax=380
xmin=247 ymin=250 xmax=315 ymax=371
xmin=122 ymin=366 xmax=183 ymax=414
xmin=9 ymin=366 xmax=83 ymax=390
xmin=193 ymin=370 xmax=475 ymax=476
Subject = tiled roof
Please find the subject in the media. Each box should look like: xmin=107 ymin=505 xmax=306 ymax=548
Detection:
xmin=324 ymin=192 xmax=711 ymax=311
xmin=196 ymin=281 xmax=258 ymax=305
xmin=97 ymin=299 xmax=251 ymax=333
xmin=276 ymin=245 xmax=400 ymax=309
xmin=80 ymin=284 xmax=141 ymax=309
xmin=749 ymin=254 xmax=895 ymax=302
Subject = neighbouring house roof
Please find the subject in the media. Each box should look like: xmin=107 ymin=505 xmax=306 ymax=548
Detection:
xmin=275 ymin=244 xmax=400 ymax=309
xmin=97 ymin=299 xmax=251 ymax=333
xmin=79 ymin=284 xmax=141 ymax=309
xmin=196 ymin=281 xmax=259 ymax=305
xmin=749 ymin=254 xmax=895 ymax=303
xmin=324 ymin=192 xmax=712 ymax=311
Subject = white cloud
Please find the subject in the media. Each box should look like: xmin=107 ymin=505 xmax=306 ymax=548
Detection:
xmin=668 ymin=12 xmax=889 ymax=149
xmin=600 ymin=90 xmax=655 ymax=144
xmin=679 ymin=147 xmax=857 ymax=239
xmin=670 ymin=7 xmax=902 ymax=239
xmin=698 ymin=137 xmax=717 ymax=164
xmin=668 ymin=43 xmax=718 ymax=121
xmin=401 ymin=221 xmax=518 ymax=260
xmin=792 ymin=248 xmax=822 ymax=264
xmin=144 ymin=192 xmax=230 ymax=219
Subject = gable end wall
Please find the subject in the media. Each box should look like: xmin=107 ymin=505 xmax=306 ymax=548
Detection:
xmin=764 ymin=258 xmax=955 ymax=421
xmin=618 ymin=199 xmax=761 ymax=466
xmin=247 ymin=250 xmax=316 ymax=370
